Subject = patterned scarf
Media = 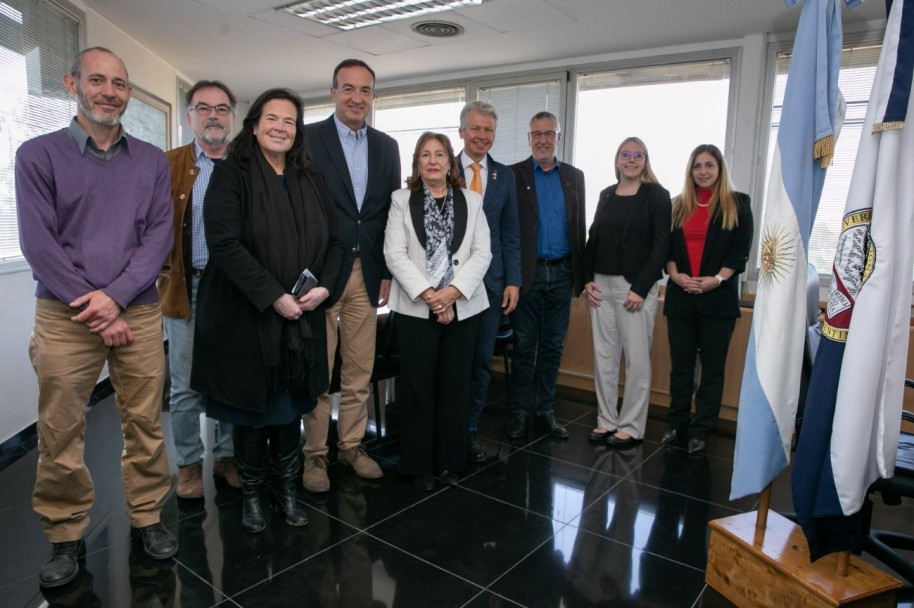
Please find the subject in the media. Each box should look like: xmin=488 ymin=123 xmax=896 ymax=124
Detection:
xmin=423 ymin=183 xmax=455 ymax=290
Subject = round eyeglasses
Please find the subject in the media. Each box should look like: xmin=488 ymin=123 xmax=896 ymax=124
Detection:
xmin=620 ymin=151 xmax=645 ymax=160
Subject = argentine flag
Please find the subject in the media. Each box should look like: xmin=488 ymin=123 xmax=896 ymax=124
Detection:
xmin=730 ymin=0 xmax=853 ymax=501
xmin=793 ymin=0 xmax=914 ymax=560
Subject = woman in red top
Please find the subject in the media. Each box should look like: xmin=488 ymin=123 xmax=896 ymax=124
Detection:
xmin=662 ymin=144 xmax=753 ymax=454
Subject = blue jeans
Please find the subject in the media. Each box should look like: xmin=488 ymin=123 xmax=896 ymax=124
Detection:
xmin=164 ymin=275 xmax=233 ymax=466
xmin=468 ymin=288 xmax=503 ymax=432
xmin=510 ymin=261 xmax=573 ymax=417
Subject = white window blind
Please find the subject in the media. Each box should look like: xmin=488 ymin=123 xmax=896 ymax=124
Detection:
xmin=0 ymin=0 xmax=79 ymax=262
xmin=477 ymin=78 xmax=563 ymax=165
xmin=760 ymin=43 xmax=881 ymax=275
xmin=373 ymin=87 xmax=466 ymax=184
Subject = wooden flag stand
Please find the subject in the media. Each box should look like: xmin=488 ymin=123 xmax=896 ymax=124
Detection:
xmin=705 ymin=485 xmax=904 ymax=607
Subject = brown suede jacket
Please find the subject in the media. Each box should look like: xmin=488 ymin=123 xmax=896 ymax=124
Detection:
xmin=158 ymin=143 xmax=198 ymax=319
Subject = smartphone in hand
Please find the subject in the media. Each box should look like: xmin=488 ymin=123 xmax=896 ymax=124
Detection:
xmin=291 ymin=268 xmax=318 ymax=297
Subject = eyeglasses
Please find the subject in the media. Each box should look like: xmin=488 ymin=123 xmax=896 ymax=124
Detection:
xmin=620 ymin=151 xmax=645 ymax=160
xmin=191 ymin=103 xmax=233 ymax=116
xmin=529 ymin=130 xmax=558 ymax=140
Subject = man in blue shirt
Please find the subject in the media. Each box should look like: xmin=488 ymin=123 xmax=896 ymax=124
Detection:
xmin=160 ymin=80 xmax=240 ymax=499
xmin=302 ymin=60 xmax=400 ymax=492
xmin=508 ymin=112 xmax=586 ymax=439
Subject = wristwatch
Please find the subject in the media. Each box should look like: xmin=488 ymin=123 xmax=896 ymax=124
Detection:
xmin=714 ymin=274 xmax=725 ymax=285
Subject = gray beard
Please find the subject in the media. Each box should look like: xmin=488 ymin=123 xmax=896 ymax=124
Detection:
xmin=77 ymin=91 xmax=122 ymax=128
xmin=200 ymin=129 xmax=228 ymax=146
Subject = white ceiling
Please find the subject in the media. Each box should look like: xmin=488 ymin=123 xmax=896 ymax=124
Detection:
xmin=82 ymin=0 xmax=888 ymax=102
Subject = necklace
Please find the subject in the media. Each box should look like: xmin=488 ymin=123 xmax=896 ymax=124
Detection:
xmin=697 ymin=201 xmax=710 ymax=208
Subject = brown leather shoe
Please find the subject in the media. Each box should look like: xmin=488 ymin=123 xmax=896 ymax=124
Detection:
xmin=213 ymin=458 xmax=241 ymax=489
xmin=177 ymin=461 xmax=204 ymax=499
xmin=338 ymin=446 xmax=383 ymax=479
xmin=302 ymin=454 xmax=330 ymax=493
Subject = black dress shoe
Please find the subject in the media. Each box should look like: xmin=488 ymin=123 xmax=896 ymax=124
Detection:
xmin=589 ymin=429 xmax=616 ymax=442
xmin=606 ymin=434 xmax=641 ymax=449
xmin=687 ymin=438 xmax=707 ymax=455
xmin=539 ymin=413 xmax=569 ymax=439
xmin=131 ymin=523 xmax=178 ymax=559
xmin=438 ymin=470 xmax=459 ymax=486
xmin=414 ymin=474 xmax=435 ymax=492
xmin=467 ymin=434 xmax=487 ymax=463
xmin=39 ymin=539 xmax=85 ymax=588
xmin=505 ymin=412 xmax=527 ymax=439
xmin=661 ymin=429 xmax=684 ymax=446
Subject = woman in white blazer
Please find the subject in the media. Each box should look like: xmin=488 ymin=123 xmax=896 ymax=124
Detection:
xmin=384 ymin=132 xmax=492 ymax=491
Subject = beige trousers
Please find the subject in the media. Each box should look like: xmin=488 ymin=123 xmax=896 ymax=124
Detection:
xmin=29 ymin=299 xmax=170 ymax=542
xmin=303 ymin=258 xmax=377 ymax=456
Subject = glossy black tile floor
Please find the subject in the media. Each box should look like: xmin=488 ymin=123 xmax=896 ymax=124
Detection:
xmin=1 ymin=383 xmax=912 ymax=607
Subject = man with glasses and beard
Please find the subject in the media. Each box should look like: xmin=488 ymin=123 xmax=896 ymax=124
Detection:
xmin=16 ymin=47 xmax=177 ymax=588
xmin=159 ymin=80 xmax=241 ymax=499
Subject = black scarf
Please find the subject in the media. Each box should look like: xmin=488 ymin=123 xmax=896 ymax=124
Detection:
xmin=250 ymin=147 xmax=328 ymax=393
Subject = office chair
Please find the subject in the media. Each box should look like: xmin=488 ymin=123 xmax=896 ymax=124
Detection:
xmin=492 ymin=314 xmax=514 ymax=400
xmin=369 ymin=311 xmax=400 ymax=440
xmin=860 ymin=384 xmax=914 ymax=585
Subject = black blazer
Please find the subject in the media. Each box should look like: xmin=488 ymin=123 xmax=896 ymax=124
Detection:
xmin=510 ymin=157 xmax=587 ymax=296
xmin=304 ymin=115 xmax=401 ymax=306
xmin=664 ymin=192 xmax=754 ymax=319
xmin=583 ymin=182 xmax=671 ymax=298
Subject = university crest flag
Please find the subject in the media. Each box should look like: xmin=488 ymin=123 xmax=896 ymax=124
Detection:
xmin=792 ymin=0 xmax=914 ymax=560
xmin=731 ymin=0 xmax=853 ymax=501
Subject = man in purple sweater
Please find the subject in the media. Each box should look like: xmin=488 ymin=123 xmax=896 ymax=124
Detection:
xmin=15 ymin=47 xmax=177 ymax=588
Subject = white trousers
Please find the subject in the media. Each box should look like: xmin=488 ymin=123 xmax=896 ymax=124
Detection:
xmin=588 ymin=274 xmax=659 ymax=438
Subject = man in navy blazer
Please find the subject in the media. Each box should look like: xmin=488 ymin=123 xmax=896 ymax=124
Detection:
xmin=302 ymin=59 xmax=401 ymax=492
xmin=507 ymin=111 xmax=586 ymax=440
xmin=456 ymin=101 xmax=521 ymax=463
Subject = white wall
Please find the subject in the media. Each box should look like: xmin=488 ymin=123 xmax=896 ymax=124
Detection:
xmin=0 ymin=5 xmax=184 ymax=444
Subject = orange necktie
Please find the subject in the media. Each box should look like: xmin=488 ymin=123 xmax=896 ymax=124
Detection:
xmin=469 ymin=163 xmax=482 ymax=195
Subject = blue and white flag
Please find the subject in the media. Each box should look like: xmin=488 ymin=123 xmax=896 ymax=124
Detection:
xmin=731 ymin=0 xmax=851 ymax=501
xmin=793 ymin=0 xmax=914 ymax=560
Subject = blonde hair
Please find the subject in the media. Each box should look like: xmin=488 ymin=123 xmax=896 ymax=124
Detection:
xmin=614 ymin=136 xmax=660 ymax=184
xmin=671 ymin=144 xmax=738 ymax=230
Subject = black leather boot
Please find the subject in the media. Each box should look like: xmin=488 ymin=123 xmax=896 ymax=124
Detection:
xmin=269 ymin=421 xmax=308 ymax=527
xmin=233 ymin=425 xmax=269 ymax=533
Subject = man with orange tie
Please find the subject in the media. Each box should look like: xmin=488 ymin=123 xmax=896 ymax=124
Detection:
xmin=457 ymin=101 xmax=521 ymax=462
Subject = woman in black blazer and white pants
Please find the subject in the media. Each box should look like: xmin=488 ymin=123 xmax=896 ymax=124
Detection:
xmin=662 ymin=144 xmax=753 ymax=454
xmin=583 ymin=137 xmax=671 ymax=449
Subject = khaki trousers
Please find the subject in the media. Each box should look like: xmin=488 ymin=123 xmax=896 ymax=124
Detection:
xmin=304 ymin=258 xmax=376 ymax=456
xmin=29 ymin=299 xmax=170 ymax=542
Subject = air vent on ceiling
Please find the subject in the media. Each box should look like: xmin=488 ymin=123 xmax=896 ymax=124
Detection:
xmin=411 ymin=21 xmax=464 ymax=38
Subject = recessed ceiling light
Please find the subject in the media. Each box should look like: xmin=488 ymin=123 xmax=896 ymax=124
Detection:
xmin=280 ymin=0 xmax=483 ymax=31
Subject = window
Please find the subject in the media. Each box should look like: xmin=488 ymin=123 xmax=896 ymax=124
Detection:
xmin=176 ymin=77 xmax=193 ymax=146
xmin=574 ymin=58 xmax=731 ymax=227
xmin=372 ymin=87 xmax=466 ymax=184
xmin=0 ymin=0 xmax=80 ymax=263
xmin=477 ymin=76 xmax=564 ymax=165
xmin=303 ymin=102 xmax=334 ymax=125
xmin=759 ymin=42 xmax=880 ymax=275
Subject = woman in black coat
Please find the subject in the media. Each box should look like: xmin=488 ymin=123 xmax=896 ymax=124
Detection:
xmin=662 ymin=144 xmax=753 ymax=454
xmin=583 ymin=137 xmax=671 ymax=449
xmin=191 ymin=89 xmax=343 ymax=532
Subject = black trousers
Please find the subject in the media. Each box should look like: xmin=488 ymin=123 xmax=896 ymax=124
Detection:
xmin=666 ymin=314 xmax=736 ymax=440
xmin=396 ymin=312 xmax=480 ymax=476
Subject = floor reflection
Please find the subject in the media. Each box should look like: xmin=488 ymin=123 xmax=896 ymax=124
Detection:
xmin=2 ymin=385 xmax=911 ymax=607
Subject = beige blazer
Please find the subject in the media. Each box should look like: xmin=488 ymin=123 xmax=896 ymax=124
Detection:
xmin=384 ymin=187 xmax=492 ymax=320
